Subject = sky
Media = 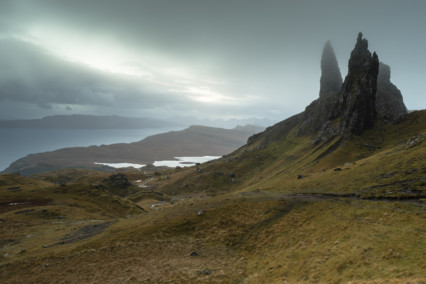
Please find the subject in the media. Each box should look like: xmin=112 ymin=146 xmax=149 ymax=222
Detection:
xmin=0 ymin=0 xmax=425 ymax=122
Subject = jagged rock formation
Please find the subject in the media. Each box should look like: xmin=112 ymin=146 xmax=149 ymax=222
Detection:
xmin=299 ymin=33 xmax=378 ymax=139
xmin=319 ymin=41 xmax=343 ymax=99
xmin=252 ymin=33 xmax=384 ymax=146
xmin=338 ymin=32 xmax=379 ymax=135
xmin=376 ymin=62 xmax=407 ymax=120
xmin=297 ymin=41 xmax=342 ymax=136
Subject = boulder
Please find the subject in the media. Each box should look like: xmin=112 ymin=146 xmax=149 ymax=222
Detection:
xmin=103 ymin=173 xmax=132 ymax=188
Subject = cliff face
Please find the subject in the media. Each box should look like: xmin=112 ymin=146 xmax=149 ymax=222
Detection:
xmin=297 ymin=41 xmax=341 ymax=136
xmin=376 ymin=62 xmax=407 ymax=121
xmin=338 ymin=32 xmax=379 ymax=135
xmin=248 ymin=33 xmax=410 ymax=149
xmin=299 ymin=33 xmax=379 ymax=141
xmin=252 ymin=33 xmax=385 ymax=146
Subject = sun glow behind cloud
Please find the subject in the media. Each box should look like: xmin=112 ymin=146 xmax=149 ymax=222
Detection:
xmin=183 ymin=86 xmax=237 ymax=104
xmin=24 ymin=26 xmax=154 ymax=78
xmin=19 ymin=25 xmax=244 ymax=106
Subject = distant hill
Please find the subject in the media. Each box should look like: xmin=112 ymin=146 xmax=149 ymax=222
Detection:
xmin=2 ymin=124 xmax=264 ymax=175
xmin=0 ymin=115 xmax=179 ymax=129
xmin=0 ymin=114 xmax=276 ymax=129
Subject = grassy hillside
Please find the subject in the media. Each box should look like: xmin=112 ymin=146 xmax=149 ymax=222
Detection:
xmin=0 ymin=111 xmax=425 ymax=283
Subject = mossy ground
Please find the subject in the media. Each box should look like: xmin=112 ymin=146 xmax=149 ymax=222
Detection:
xmin=0 ymin=111 xmax=425 ymax=283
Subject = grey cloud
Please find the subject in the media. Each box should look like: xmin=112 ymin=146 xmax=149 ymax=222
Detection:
xmin=0 ymin=38 xmax=191 ymax=114
xmin=0 ymin=0 xmax=425 ymax=121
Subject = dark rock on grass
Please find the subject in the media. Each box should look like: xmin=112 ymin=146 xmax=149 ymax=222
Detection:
xmin=334 ymin=168 xmax=342 ymax=171
xmin=365 ymin=143 xmax=375 ymax=151
xmin=407 ymin=135 xmax=424 ymax=148
xmin=102 ymin=173 xmax=138 ymax=197
xmin=200 ymin=269 xmax=211 ymax=275
xmin=14 ymin=209 xmax=35 ymax=214
xmin=103 ymin=173 xmax=132 ymax=188
xmin=190 ymin=251 xmax=198 ymax=256
xmin=380 ymin=171 xmax=398 ymax=179
xmin=297 ymin=175 xmax=306 ymax=180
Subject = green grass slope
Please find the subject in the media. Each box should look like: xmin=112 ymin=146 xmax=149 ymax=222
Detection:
xmin=0 ymin=111 xmax=425 ymax=283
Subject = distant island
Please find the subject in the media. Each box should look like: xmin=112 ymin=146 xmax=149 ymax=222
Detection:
xmin=0 ymin=115 xmax=179 ymax=129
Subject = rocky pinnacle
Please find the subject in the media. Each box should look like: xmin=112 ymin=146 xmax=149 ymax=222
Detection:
xmin=319 ymin=41 xmax=343 ymax=99
xmin=339 ymin=32 xmax=379 ymax=135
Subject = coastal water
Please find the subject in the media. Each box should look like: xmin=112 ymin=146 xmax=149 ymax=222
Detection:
xmin=0 ymin=127 xmax=182 ymax=171
xmin=94 ymin=156 xmax=221 ymax=169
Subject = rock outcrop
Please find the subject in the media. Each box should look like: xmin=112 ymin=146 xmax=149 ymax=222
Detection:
xmin=299 ymin=33 xmax=378 ymax=138
xmin=103 ymin=173 xmax=132 ymax=188
xmin=319 ymin=41 xmax=343 ymax=99
xmin=255 ymin=33 xmax=381 ymax=146
xmin=248 ymin=33 xmax=408 ymax=148
xmin=297 ymin=41 xmax=342 ymax=135
xmin=376 ymin=62 xmax=407 ymax=121
xmin=338 ymin=32 xmax=379 ymax=135
xmin=102 ymin=173 xmax=135 ymax=197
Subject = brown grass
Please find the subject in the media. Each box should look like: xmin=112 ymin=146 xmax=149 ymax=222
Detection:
xmin=0 ymin=111 xmax=425 ymax=283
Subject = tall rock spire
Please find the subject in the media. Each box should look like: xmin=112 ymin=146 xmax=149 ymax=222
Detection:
xmin=298 ymin=32 xmax=380 ymax=141
xmin=319 ymin=41 xmax=342 ymax=99
xmin=339 ymin=32 xmax=379 ymax=135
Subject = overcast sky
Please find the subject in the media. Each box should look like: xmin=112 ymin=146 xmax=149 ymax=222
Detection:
xmin=0 ymin=0 xmax=425 ymax=122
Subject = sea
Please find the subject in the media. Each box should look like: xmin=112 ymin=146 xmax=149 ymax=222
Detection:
xmin=0 ymin=127 xmax=182 ymax=172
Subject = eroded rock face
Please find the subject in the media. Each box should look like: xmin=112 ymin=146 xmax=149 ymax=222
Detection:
xmin=248 ymin=33 xmax=405 ymax=148
xmin=319 ymin=41 xmax=343 ymax=99
xmin=300 ymin=33 xmax=379 ymax=141
xmin=298 ymin=41 xmax=342 ymax=136
xmin=338 ymin=32 xmax=379 ymax=135
xmin=376 ymin=62 xmax=407 ymax=121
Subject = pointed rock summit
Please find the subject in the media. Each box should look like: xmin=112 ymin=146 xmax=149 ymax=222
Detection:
xmin=299 ymin=33 xmax=379 ymax=141
xmin=376 ymin=62 xmax=407 ymax=120
xmin=339 ymin=32 xmax=379 ymax=135
xmin=249 ymin=33 xmax=407 ymax=148
xmin=319 ymin=41 xmax=342 ymax=99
